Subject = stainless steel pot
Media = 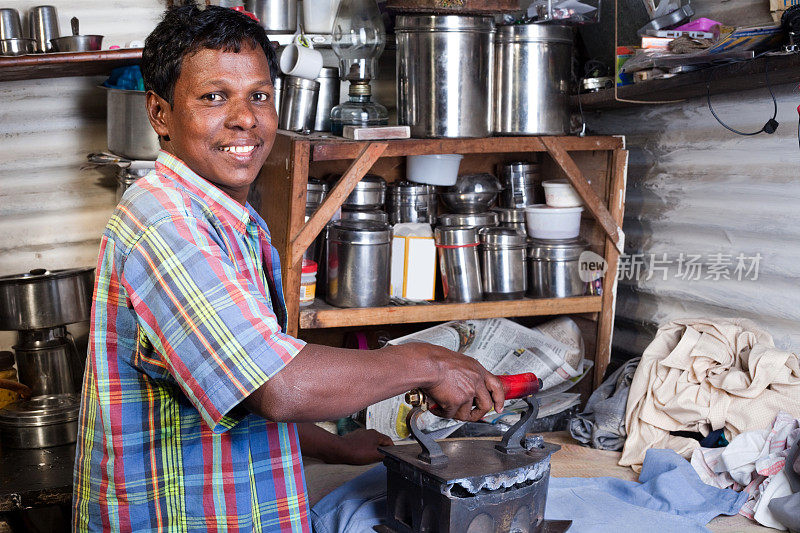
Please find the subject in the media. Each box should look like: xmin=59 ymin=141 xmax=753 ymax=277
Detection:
xmin=499 ymin=161 xmax=542 ymax=208
xmin=492 ymin=207 xmax=527 ymax=235
xmin=51 ymin=34 xmax=103 ymax=52
xmin=435 ymin=226 xmax=482 ymax=302
xmin=116 ymin=166 xmax=152 ymax=203
xmin=245 ymin=0 xmax=297 ymax=33
xmin=341 ymin=209 xmax=388 ymax=223
xmin=0 ymin=38 xmax=33 ymax=56
xmin=438 ymin=211 xmax=498 ymax=230
xmin=527 ymin=237 xmax=588 ymax=298
xmin=480 ymin=228 xmax=527 ymax=300
xmin=494 ymin=24 xmax=573 ymax=135
xmin=0 ymin=268 xmax=94 ymax=330
xmin=387 ymin=181 xmax=437 ymax=224
xmin=341 ymin=174 xmax=386 ymax=210
xmin=313 ymin=67 xmax=340 ymax=132
xmin=306 ymin=177 xmax=328 ymax=208
xmin=279 ymin=76 xmax=320 ymax=131
xmin=14 ymin=327 xmax=83 ymax=397
xmin=274 ymin=75 xmax=284 ymax=114
xmin=0 ymin=394 xmax=80 ymax=448
xmin=326 ymin=220 xmax=392 ymax=308
xmin=105 ymin=88 xmax=160 ymax=160
xmin=396 ymin=15 xmax=495 ymax=138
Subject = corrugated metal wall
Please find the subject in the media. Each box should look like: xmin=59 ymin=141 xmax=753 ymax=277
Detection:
xmin=0 ymin=1 xmax=164 ymax=349
xmin=587 ymin=81 xmax=800 ymax=355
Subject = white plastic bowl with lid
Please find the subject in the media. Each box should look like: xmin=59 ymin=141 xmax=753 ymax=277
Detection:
xmin=542 ymin=179 xmax=583 ymax=207
xmin=406 ymin=154 xmax=463 ymax=186
xmin=524 ymin=204 xmax=583 ymax=239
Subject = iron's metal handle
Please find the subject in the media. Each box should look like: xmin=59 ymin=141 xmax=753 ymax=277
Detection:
xmin=407 ymin=405 xmax=448 ymax=466
xmin=496 ymin=396 xmax=540 ymax=455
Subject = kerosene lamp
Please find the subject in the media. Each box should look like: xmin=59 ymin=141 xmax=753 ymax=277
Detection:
xmin=329 ymin=0 xmax=388 ymax=134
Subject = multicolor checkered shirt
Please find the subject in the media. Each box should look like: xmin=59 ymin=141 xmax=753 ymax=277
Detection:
xmin=73 ymin=151 xmax=310 ymax=532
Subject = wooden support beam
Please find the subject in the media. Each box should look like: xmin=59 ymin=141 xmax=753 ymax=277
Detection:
xmin=541 ymin=137 xmax=625 ymax=254
xmin=290 ymin=142 xmax=388 ymax=265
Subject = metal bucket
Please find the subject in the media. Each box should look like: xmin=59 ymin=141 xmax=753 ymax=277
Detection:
xmin=105 ymin=88 xmax=160 ymax=160
xmin=494 ymin=24 xmax=573 ymax=135
xmin=396 ymin=15 xmax=495 ymax=138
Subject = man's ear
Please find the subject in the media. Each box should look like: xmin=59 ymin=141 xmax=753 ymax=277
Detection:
xmin=146 ymin=90 xmax=171 ymax=142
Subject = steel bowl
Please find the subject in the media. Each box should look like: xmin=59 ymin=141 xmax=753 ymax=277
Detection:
xmin=0 ymin=267 xmax=95 ymax=330
xmin=440 ymin=173 xmax=501 ymax=214
xmin=0 ymin=38 xmax=34 ymax=56
xmin=50 ymin=34 xmax=102 ymax=52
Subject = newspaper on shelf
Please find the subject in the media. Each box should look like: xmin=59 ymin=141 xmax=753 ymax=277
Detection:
xmin=365 ymin=317 xmax=589 ymax=441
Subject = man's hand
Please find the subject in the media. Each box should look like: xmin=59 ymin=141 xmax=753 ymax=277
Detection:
xmin=297 ymin=423 xmax=393 ymax=465
xmin=335 ymin=429 xmax=394 ymax=465
xmin=410 ymin=342 xmax=506 ymax=422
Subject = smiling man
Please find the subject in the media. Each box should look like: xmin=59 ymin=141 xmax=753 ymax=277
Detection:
xmin=72 ymin=5 xmax=505 ymax=532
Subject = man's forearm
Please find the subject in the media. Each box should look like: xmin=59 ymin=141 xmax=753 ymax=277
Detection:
xmin=245 ymin=343 xmax=437 ymax=423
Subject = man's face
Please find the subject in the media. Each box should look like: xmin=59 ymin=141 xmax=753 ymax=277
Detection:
xmin=147 ymin=43 xmax=277 ymax=205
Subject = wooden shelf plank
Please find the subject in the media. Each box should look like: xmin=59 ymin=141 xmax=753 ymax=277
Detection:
xmin=272 ymin=131 xmax=624 ymax=161
xmin=0 ymin=48 xmax=142 ymax=82
xmin=299 ymin=296 xmax=603 ymax=329
xmin=574 ymin=52 xmax=800 ymax=110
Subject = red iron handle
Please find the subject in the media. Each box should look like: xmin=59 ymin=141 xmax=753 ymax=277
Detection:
xmin=499 ymin=372 xmax=542 ymax=400
xmin=408 ymin=372 xmax=542 ymax=411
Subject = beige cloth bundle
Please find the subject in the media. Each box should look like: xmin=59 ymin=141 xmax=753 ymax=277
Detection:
xmin=620 ymin=318 xmax=800 ymax=471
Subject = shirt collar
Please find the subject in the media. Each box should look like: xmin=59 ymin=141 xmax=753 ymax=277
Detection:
xmin=155 ymin=150 xmax=252 ymax=233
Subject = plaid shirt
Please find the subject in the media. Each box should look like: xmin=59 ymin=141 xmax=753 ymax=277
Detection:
xmin=73 ymin=151 xmax=310 ymax=532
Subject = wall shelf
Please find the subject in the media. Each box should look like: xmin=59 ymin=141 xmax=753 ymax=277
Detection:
xmin=0 ymin=48 xmax=141 ymax=82
xmin=255 ymin=132 xmax=627 ymax=389
xmin=299 ymin=296 xmax=603 ymax=329
xmin=574 ymin=52 xmax=800 ymax=110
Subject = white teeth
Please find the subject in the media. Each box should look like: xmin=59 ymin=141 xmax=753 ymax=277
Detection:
xmin=221 ymin=145 xmax=255 ymax=154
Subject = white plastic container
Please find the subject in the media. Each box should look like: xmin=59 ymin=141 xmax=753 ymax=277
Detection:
xmin=406 ymin=154 xmax=463 ymax=186
xmin=542 ymin=179 xmax=583 ymax=207
xmin=299 ymin=259 xmax=318 ymax=306
xmin=524 ymin=204 xmax=583 ymax=239
xmin=303 ymin=0 xmax=341 ymax=34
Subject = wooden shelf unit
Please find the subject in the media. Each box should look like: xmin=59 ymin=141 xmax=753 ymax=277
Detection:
xmin=573 ymin=52 xmax=800 ymax=110
xmin=0 ymin=48 xmax=142 ymax=82
xmin=254 ymin=131 xmax=628 ymax=389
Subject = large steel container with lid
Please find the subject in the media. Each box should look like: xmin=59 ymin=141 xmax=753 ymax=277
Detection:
xmin=527 ymin=237 xmax=588 ymax=298
xmin=438 ymin=211 xmax=498 ymax=230
xmin=0 ymin=268 xmax=94 ymax=330
xmin=341 ymin=174 xmax=387 ymax=211
xmin=494 ymin=24 xmax=573 ymax=135
xmin=396 ymin=15 xmax=495 ymax=138
xmin=480 ymin=227 xmax=527 ymax=300
xmin=387 ymin=181 xmax=437 ymax=224
xmin=306 ymin=177 xmax=328 ymax=209
xmin=499 ymin=161 xmax=542 ymax=208
xmin=434 ymin=226 xmax=482 ymax=303
xmin=0 ymin=393 xmax=80 ymax=448
xmin=326 ymin=220 xmax=392 ymax=308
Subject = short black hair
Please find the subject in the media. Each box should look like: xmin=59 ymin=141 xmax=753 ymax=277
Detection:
xmin=141 ymin=4 xmax=279 ymax=105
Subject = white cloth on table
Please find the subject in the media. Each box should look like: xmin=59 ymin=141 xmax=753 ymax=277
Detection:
xmin=691 ymin=411 xmax=800 ymax=530
xmin=620 ymin=318 xmax=800 ymax=472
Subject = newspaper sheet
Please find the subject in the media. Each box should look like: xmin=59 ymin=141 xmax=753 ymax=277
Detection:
xmin=366 ymin=317 xmax=587 ymax=441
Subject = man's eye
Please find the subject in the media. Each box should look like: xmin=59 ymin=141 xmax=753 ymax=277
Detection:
xmin=252 ymin=92 xmax=271 ymax=103
xmin=201 ymin=93 xmax=224 ymax=102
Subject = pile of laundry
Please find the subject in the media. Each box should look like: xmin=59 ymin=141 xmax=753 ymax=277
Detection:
xmin=691 ymin=411 xmax=800 ymax=531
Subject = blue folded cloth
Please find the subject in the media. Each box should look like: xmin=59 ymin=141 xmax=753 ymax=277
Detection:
xmin=310 ymin=448 xmax=748 ymax=533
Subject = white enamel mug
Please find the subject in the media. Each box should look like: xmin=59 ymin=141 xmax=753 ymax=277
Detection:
xmin=279 ymin=34 xmax=323 ymax=80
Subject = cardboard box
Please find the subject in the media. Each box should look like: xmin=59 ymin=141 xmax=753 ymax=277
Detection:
xmin=390 ymin=224 xmax=436 ymax=301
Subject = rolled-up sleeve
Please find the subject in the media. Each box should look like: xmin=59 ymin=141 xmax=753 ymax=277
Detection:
xmin=120 ymin=215 xmax=305 ymax=433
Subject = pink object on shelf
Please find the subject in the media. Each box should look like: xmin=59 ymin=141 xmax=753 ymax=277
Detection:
xmin=675 ymin=17 xmax=722 ymax=38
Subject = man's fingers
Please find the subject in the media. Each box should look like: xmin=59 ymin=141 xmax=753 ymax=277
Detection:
xmin=485 ymin=372 xmax=506 ymax=413
xmin=470 ymin=385 xmax=493 ymax=421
